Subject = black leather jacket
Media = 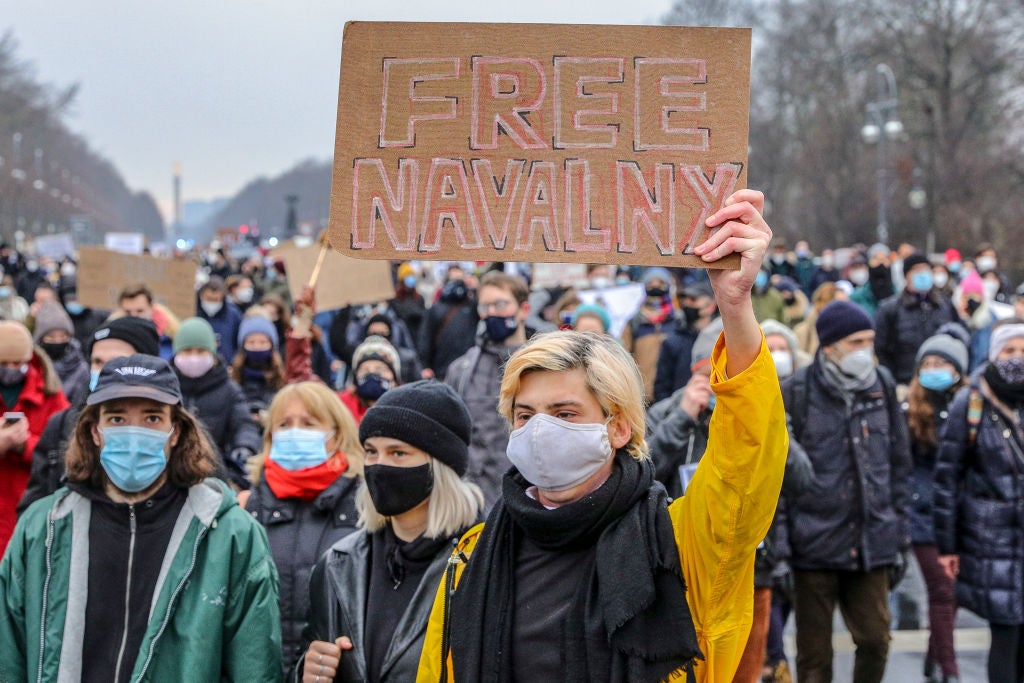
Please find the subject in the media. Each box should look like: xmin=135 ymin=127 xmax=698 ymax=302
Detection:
xmin=292 ymin=529 xmax=452 ymax=682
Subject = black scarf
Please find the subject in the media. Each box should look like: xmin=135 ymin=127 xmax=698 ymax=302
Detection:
xmin=985 ymin=363 xmax=1024 ymax=406
xmin=379 ymin=523 xmax=452 ymax=589
xmin=450 ymin=452 xmax=701 ymax=683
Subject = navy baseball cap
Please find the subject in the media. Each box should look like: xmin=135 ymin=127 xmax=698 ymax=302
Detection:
xmin=87 ymin=354 xmax=183 ymax=406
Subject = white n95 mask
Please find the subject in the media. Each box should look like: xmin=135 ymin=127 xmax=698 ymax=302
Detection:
xmin=506 ymin=413 xmax=613 ymax=492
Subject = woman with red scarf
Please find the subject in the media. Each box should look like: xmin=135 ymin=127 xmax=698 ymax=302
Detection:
xmin=244 ymin=381 xmax=362 ymax=675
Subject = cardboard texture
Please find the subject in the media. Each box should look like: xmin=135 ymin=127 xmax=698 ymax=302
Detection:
xmin=272 ymin=241 xmax=395 ymax=310
xmin=76 ymin=247 xmax=198 ymax=320
xmin=331 ymin=22 xmax=749 ymax=269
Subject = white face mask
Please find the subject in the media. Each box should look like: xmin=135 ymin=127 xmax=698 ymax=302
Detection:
xmin=983 ymin=278 xmax=1000 ymax=301
xmin=821 ymin=255 xmax=835 ymax=269
xmin=976 ymin=256 xmax=997 ymax=274
xmin=200 ymin=300 xmax=223 ymax=317
xmin=235 ymin=288 xmax=254 ymax=304
xmin=849 ymin=269 xmax=869 ymax=286
xmin=932 ymin=271 xmax=949 ymax=289
xmin=506 ymin=414 xmax=612 ymax=492
xmin=771 ymin=350 xmax=794 ymax=379
xmin=837 ymin=347 xmax=876 ymax=381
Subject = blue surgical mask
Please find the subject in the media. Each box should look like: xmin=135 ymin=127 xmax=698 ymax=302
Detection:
xmin=403 ymin=275 xmax=417 ymax=288
xmin=270 ymin=427 xmax=334 ymax=470
xmin=910 ymin=271 xmax=934 ymax=292
xmin=89 ymin=369 xmax=101 ymax=392
xmin=66 ymin=302 xmax=85 ymax=315
xmin=99 ymin=426 xmax=172 ymax=493
xmin=919 ymin=368 xmax=956 ymax=392
xmin=0 ymin=287 xmax=11 ymax=298
xmin=755 ymin=272 xmax=768 ymax=289
xmin=484 ymin=315 xmax=518 ymax=342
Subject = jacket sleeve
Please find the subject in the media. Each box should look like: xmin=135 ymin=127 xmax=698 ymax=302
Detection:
xmin=284 ymin=331 xmax=320 ymax=384
xmin=887 ymin=377 xmax=913 ymax=550
xmin=0 ymin=515 xmax=28 ymax=683
xmin=873 ymin=300 xmax=896 ymax=374
xmin=647 ymin=396 xmax=701 ymax=490
xmin=225 ymin=382 xmax=263 ymax=456
xmin=222 ymin=519 xmax=285 ymax=682
xmin=933 ymin=387 xmax=971 ymax=556
xmin=653 ymin=335 xmax=677 ymax=403
xmin=780 ymin=416 xmax=814 ymax=498
xmin=668 ymin=335 xmax=787 ymax=683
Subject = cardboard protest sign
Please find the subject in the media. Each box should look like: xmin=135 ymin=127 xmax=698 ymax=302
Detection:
xmin=530 ymin=262 xmax=590 ymax=290
xmin=76 ymin=247 xmax=197 ymax=320
xmin=331 ymin=22 xmax=749 ymax=269
xmin=272 ymin=240 xmax=395 ymax=310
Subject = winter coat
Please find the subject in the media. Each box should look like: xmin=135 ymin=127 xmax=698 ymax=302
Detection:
xmin=247 ymin=473 xmax=360 ymax=670
xmin=0 ymin=479 xmax=283 ymax=681
xmin=446 ymin=338 xmax=524 ymax=509
xmin=176 ymin=361 xmax=262 ymax=488
xmin=16 ymin=404 xmax=80 ymax=515
xmin=907 ymin=392 xmax=954 ymax=545
xmin=874 ymin=289 xmax=959 ymax=384
xmin=68 ymin=306 xmax=110 ymax=351
xmin=0 ymin=351 xmax=69 ymax=555
xmin=293 ymin=529 xmax=451 ymax=682
xmin=417 ymin=299 xmax=478 ymax=380
xmin=653 ymin=316 xmax=700 ymax=403
xmin=417 ymin=339 xmax=789 ymax=683
xmin=781 ymin=361 xmax=912 ymax=572
xmin=933 ymin=375 xmax=1024 ymax=624
xmin=620 ymin=312 xmax=671 ymax=403
xmin=198 ymin=299 xmax=244 ymax=364
xmin=49 ymin=338 xmax=90 ymax=409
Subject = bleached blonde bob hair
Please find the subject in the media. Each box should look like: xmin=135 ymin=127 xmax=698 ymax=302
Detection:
xmin=356 ymin=457 xmax=484 ymax=537
xmin=498 ymin=330 xmax=649 ymax=460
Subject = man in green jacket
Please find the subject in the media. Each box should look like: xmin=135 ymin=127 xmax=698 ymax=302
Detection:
xmin=0 ymin=354 xmax=282 ymax=682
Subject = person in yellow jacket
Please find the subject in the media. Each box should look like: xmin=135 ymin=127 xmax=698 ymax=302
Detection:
xmin=415 ymin=189 xmax=788 ymax=683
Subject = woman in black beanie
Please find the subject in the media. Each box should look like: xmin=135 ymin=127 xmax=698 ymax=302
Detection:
xmin=295 ymin=380 xmax=484 ymax=683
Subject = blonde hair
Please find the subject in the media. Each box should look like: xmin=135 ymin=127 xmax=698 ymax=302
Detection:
xmin=356 ymin=458 xmax=484 ymax=537
xmin=258 ymin=382 xmax=363 ymax=476
xmin=499 ymin=330 xmax=648 ymax=460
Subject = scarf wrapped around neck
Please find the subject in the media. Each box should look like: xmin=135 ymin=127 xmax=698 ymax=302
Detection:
xmin=450 ymin=452 xmax=702 ymax=683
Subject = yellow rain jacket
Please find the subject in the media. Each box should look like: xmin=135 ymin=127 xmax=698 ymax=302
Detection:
xmin=416 ymin=334 xmax=788 ymax=683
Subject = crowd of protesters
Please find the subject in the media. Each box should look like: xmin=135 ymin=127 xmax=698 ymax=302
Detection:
xmin=0 ymin=218 xmax=1022 ymax=682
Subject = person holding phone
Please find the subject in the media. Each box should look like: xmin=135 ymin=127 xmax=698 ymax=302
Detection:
xmin=0 ymin=320 xmax=69 ymax=556
xmin=295 ymin=380 xmax=484 ymax=682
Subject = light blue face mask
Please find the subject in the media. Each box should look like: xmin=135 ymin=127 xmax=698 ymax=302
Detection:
xmin=755 ymin=272 xmax=768 ymax=289
xmin=910 ymin=270 xmax=934 ymax=292
xmin=919 ymin=368 xmax=956 ymax=392
xmin=89 ymin=369 xmax=101 ymax=392
xmin=65 ymin=302 xmax=85 ymax=315
xmin=270 ymin=427 xmax=334 ymax=471
xmin=99 ymin=426 xmax=172 ymax=493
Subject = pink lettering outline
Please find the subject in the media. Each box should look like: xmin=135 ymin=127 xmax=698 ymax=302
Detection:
xmin=616 ymin=161 xmax=676 ymax=255
xmin=563 ymin=159 xmax=612 ymax=252
xmin=471 ymin=158 xmax=526 ymax=249
xmin=379 ymin=58 xmax=461 ymax=148
xmin=470 ymin=57 xmax=547 ymax=150
xmin=553 ymin=57 xmax=623 ymax=149
xmin=351 ymin=158 xmax=419 ymax=250
xmin=514 ymin=160 xmax=562 ymax=251
xmin=634 ymin=58 xmax=709 ymax=151
xmin=678 ymin=162 xmax=743 ymax=253
xmin=420 ymin=158 xmax=484 ymax=251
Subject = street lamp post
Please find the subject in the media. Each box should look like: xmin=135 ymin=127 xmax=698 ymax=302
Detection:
xmin=861 ymin=64 xmax=902 ymax=246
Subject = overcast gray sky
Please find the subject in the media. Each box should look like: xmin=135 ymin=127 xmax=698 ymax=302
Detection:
xmin=4 ymin=0 xmax=675 ymax=220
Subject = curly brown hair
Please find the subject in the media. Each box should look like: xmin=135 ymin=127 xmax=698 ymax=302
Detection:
xmin=229 ymin=348 xmax=286 ymax=390
xmin=65 ymin=403 xmax=218 ymax=490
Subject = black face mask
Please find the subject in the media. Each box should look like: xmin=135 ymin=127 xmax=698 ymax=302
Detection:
xmin=363 ymin=463 xmax=433 ymax=516
xmin=966 ymin=298 xmax=982 ymax=316
xmin=646 ymin=286 xmax=668 ymax=298
xmin=440 ymin=279 xmax=468 ymax=303
xmin=40 ymin=341 xmax=69 ymax=361
xmin=681 ymin=305 xmax=702 ymax=325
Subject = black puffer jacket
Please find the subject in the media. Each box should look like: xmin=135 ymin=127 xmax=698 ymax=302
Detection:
xmin=247 ymin=473 xmax=360 ymax=670
xmin=176 ymin=362 xmax=262 ymax=487
xmin=875 ymin=290 xmax=958 ymax=384
xmin=781 ymin=361 xmax=912 ymax=571
xmin=933 ymin=375 xmax=1024 ymax=624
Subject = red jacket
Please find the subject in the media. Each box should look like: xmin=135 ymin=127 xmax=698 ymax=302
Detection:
xmin=338 ymin=388 xmax=368 ymax=424
xmin=0 ymin=354 xmax=69 ymax=556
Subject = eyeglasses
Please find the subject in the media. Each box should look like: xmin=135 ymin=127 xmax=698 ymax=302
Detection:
xmin=477 ymin=299 xmax=516 ymax=316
